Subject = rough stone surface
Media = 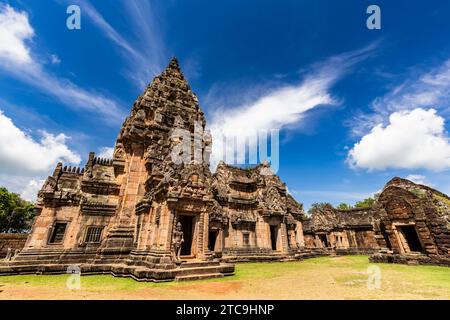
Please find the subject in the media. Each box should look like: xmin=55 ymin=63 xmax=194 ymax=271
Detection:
xmin=0 ymin=234 xmax=27 ymax=259
xmin=303 ymin=177 xmax=450 ymax=266
xmin=302 ymin=204 xmax=379 ymax=255
xmin=369 ymin=177 xmax=450 ymax=266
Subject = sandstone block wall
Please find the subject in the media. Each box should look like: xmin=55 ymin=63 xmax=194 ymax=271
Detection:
xmin=0 ymin=234 xmax=28 ymax=258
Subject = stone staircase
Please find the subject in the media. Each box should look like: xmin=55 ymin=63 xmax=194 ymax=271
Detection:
xmin=174 ymin=260 xmax=232 ymax=282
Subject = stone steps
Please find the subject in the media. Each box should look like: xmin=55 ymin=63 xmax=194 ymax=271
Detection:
xmin=179 ymin=261 xmax=219 ymax=268
xmin=175 ymin=273 xmax=224 ymax=282
xmin=175 ymin=265 xmax=227 ymax=276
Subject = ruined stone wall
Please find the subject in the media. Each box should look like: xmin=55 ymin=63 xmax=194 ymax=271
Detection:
xmin=0 ymin=234 xmax=28 ymax=258
xmin=370 ymin=178 xmax=450 ymax=266
xmin=302 ymin=204 xmax=380 ymax=253
xmin=353 ymin=230 xmax=378 ymax=248
xmin=303 ymin=234 xmax=316 ymax=247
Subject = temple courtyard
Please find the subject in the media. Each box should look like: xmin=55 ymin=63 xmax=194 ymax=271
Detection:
xmin=0 ymin=256 xmax=449 ymax=300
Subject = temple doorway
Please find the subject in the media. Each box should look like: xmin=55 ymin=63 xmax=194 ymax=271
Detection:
xmin=380 ymin=223 xmax=392 ymax=250
xmin=179 ymin=215 xmax=194 ymax=256
xmin=319 ymin=234 xmax=328 ymax=248
xmin=270 ymin=225 xmax=278 ymax=250
xmin=397 ymin=225 xmax=423 ymax=253
xmin=208 ymin=230 xmax=218 ymax=252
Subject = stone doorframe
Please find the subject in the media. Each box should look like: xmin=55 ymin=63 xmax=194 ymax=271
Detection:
xmin=168 ymin=203 xmax=210 ymax=260
xmin=391 ymin=221 xmax=424 ymax=255
xmin=266 ymin=216 xmax=288 ymax=252
xmin=176 ymin=213 xmax=199 ymax=258
xmin=209 ymin=221 xmax=225 ymax=253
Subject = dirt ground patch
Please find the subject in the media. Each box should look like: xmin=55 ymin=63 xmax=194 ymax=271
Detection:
xmin=1 ymin=256 xmax=449 ymax=300
xmin=169 ymin=280 xmax=243 ymax=295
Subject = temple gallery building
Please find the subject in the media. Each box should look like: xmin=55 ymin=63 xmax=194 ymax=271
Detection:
xmin=1 ymin=59 xmax=449 ymax=281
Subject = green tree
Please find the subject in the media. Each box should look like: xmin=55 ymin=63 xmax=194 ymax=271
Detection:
xmin=307 ymin=202 xmax=333 ymax=216
xmin=354 ymin=197 xmax=375 ymax=208
xmin=0 ymin=187 xmax=35 ymax=233
xmin=336 ymin=203 xmax=352 ymax=210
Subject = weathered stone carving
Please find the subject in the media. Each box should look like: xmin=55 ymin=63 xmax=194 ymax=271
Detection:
xmin=4 ymin=248 xmax=12 ymax=261
xmin=172 ymin=221 xmax=184 ymax=263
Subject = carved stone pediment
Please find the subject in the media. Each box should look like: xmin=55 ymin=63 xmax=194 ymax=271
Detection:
xmin=209 ymin=200 xmax=228 ymax=226
xmin=168 ymin=165 xmax=213 ymax=200
xmin=265 ymin=187 xmax=286 ymax=213
xmin=310 ymin=204 xmax=339 ymax=232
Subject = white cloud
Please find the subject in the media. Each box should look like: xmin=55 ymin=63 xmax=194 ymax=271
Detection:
xmin=0 ymin=110 xmax=81 ymax=175
xmin=347 ymin=108 xmax=450 ymax=171
xmin=51 ymin=54 xmax=60 ymax=65
xmin=208 ymin=45 xmax=376 ymax=168
xmin=0 ymin=4 xmax=124 ymax=123
xmin=20 ymin=179 xmax=44 ymax=202
xmin=404 ymin=174 xmax=434 ymax=187
xmin=75 ymin=0 xmax=136 ymax=55
xmin=293 ymin=189 xmax=374 ymax=202
xmin=0 ymin=110 xmax=81 ymax=202
xmin=97 ymin=147 xmax=114 ymax=159
xmin=352 ymin=59 xmax=450 ymax=136
xmin=0 ymin=4 xmax=34 ymax=64
xmin=68 ymin=0 xmax=166 ymax=88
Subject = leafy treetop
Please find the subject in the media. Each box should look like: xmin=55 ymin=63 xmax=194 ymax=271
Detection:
xmin=0 ymin=187 xmax=35 ymax=233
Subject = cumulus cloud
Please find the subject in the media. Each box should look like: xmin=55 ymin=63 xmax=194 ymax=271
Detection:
xmin=97 ymin=147 xmax=114 ymax=159
xmin=0 ymin=4 xmax=124 ymax=123
xmin=347 ymin=108 xmax=450 ymax=171
xmin=0 ymin=4 xmax=34 ymax=64
xmin=405 ymin=174 xmax=434 ymax=187
xmin=0 ymin=110 xmax=81 ymax=201
xmin=352 ymin=58 xmax=450 ymax=136
xmin=20 ymin=179 xmax=44 ymax=202
xmin=0 ymin=110 xmax=81 ymax=176
xmin=208 ymin=45 xmax=376 ymax=169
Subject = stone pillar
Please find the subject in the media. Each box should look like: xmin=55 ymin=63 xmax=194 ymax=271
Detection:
xmin=280 ymin=223 xmax=289 ymax=252
xmin=197 ymin=212 xmax=206 ymax=258
xmin=296 ymin=221 xmax=305 ymax=248
xmin=161 ymin=203 xmax=174 ymax=251
xmin=255 ymin=218 xmax=270 ymax=249
xmin=201 ymin=211 xmax=211 ymax=258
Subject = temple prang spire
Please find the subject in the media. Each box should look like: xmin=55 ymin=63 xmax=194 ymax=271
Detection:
xmin=168 ymin=56 xmax=181 ymax=70
xmin=115 ymin=57 xmax=205 ymax=148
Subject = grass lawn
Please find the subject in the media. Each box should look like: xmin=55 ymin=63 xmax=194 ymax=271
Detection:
xmin=0 ymin=255 xmax=449 ymax=300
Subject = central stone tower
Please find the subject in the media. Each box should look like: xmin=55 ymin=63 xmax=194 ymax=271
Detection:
xmin=101 ymin=58 xmax=218 ymax=265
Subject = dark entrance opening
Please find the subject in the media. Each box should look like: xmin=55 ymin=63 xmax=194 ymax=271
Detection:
xmin=398 ymin=225 xmax=423 ymax=252
xmin=179 ymin=215 xmax=194 ymax=256
xmin=270 ymin=225 xmax=278 ymax=250
xmin=380 ymin=223 xmax=392 ymax=250
xmin=319 ymin=234 xmax=328 ymax=247
xmin=208 ymin=231 xmax=218 ymax=252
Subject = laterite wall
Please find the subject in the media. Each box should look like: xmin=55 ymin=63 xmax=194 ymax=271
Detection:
xmin=0 ymin=234 xmax=28 ymax=258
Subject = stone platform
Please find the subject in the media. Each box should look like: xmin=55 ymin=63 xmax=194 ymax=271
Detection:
xmin=370 ymin=252 xmax=450 ymax=267
xmin=0 ymin=259 xmax=234 ymax=282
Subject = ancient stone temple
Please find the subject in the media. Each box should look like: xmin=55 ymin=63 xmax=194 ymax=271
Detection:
xmin=213 ymin=162 xmax=305 ymax=261
xmin=370 ymin=178 xmax=450 ymax=266
xmin=302 ymin=204 xmax=379 ymax=255
xmin=1 ymin=59 xmax=449 ymax=281
xmin=303 ymin=178 xmax=450 ymax=266
xmin=0 ymin=58 xmax=306 ymax=281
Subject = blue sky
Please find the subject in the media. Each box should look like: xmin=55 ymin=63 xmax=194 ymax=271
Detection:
xmin=0 ymin=0 xmax=450 ymax=209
